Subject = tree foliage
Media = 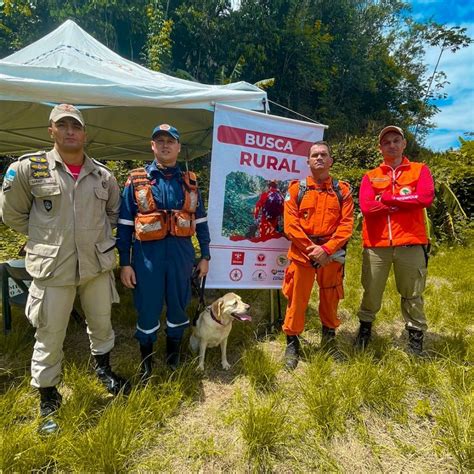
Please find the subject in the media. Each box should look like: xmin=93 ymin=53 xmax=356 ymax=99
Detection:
xmin=1 ymin=0 xmax=470 ymax=139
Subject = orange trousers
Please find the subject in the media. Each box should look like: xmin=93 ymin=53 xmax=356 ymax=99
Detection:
xmin=282 ymin=260 xmax=344 ymax=335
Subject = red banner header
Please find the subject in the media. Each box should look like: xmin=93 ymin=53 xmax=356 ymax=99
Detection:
xmin=217 ymin=125 xmax=313 ymax=156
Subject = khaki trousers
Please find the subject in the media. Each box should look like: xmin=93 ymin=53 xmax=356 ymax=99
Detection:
xmin=26 ymin=271 xmax=117 ymax=388
xmin=358 ymin=246 xmax=428 ymax=331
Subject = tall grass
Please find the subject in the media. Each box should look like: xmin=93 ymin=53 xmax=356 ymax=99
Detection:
xmin=299 ymin=353 xmax=348 ymax=438
xmin=238 ymin=391 xmax=288 ymax=471
xmin=241 ymin=344 xmax=280 ymax=392
xmin=434 ymin=391 xmax=473 ymax=470
xmin=1 ymin=242 xmax=473 ymax=471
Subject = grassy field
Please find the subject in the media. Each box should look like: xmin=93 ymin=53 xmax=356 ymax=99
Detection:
xmin=1 ymin=238 xmax=473 ymax=472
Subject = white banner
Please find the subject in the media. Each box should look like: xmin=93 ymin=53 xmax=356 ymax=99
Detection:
xmin=206 ymin=104 xmax=326 ymax=289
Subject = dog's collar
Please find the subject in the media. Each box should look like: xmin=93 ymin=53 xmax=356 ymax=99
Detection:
xmin=209 ymin=306 xmax=224 ymax=326
xmin=209 ymin=306 xmax=225 ymax=326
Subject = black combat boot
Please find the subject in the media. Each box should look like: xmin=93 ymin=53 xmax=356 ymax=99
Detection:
xmin=284 ymin=335 xmax=300 ymax=371
xmin=93 ymin=352 xmax=131 ymax=395
xmin=321 ymin=326 xmax=336 ymax=346
xmin=166 ymin=337 xmax=181 ymax=371
xmin=321 ymin=326 xmax=345 ymax=360
xmin=139 ymin=343 xmax=154 ymax=382
xmin=38 ymin=386 xmax=62 ymax=434
xmin=354 ymin=321 xmax=372 ymax=349
xmin=38 ymin=386 xmax=62 ymax=417
xmin=407 ymin=329 xmax=424 ymax=356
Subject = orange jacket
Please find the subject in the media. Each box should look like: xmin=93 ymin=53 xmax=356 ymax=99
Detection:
xmin=284 ymin=176 xmax=354 ymax=266
xmin=360 ymin=158 xmax=434 ymax=247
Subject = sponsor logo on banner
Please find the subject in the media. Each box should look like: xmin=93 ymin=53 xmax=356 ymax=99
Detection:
xmin=276 ymin=254 xmax=288 ymax=266
xmin=231 ymin=251 xmax=245 ymax=265
xmin=229 ymin=268 xmax=243 ymax=281
xmin=271 ymin=268 xmax=285 ymax=281
xmin=255 ymin=253 xmax=267 ymax=267
xmin=252 ymin=270 xmax=267 ymax=281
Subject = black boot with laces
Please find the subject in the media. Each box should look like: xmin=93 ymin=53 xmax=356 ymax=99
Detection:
xmin=94 ymin=352 xmax=131 ymax=395
xmin=284 ymin=335 xmax=300 ymax=370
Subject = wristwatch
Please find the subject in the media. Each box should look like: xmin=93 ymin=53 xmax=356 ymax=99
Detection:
xmin=201 ymin=255 xmax=211 ymax=261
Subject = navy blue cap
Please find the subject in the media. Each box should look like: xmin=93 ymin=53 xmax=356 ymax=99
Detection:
xmin=151 ymin=124 xmax=180 ymax=141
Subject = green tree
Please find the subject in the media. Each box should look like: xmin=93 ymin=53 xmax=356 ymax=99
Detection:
xmin=143 ymin=1 xmax=173 ymax=72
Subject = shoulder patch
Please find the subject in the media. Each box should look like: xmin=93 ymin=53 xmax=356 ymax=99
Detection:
xmin=5 ymin=167 xmax=17 ymax=181
xmin=2 ymin=166 xmax=17 ymax=192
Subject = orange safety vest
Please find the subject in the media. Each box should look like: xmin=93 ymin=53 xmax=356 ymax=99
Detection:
xmin=362 ymin=159 xmax=428 ymax=247
xmin=130 ymin=168 xmax=198 ymax=241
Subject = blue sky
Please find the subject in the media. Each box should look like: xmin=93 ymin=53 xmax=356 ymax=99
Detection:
xmin=409 ymin=0 xmax=474 ymax=150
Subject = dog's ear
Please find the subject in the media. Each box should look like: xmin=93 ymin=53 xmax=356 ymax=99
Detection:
xmin=211 ymin=298 xmax=225 ymax=320
xmin=217 ymin=299 xmax=225 ymax=318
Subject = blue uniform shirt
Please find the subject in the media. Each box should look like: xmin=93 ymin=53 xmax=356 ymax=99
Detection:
xmin=116 ymin=161 xmax=210 ymax=266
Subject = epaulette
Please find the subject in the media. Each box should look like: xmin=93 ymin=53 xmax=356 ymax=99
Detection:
xmin=18 ymin=151 xmax=46 ymax=161
xmin=338 ymin=180 xmax=353 ymax=197
xmin=288 ymin=179 xmax=300 ymax=190
xmin=92 ymin=159 xmax=112 ymax=171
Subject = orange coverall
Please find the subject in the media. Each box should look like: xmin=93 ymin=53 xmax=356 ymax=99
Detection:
xmin=282 ymin=176 xmax=354 ymax=335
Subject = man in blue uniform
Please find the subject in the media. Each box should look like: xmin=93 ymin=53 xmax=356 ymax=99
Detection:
xmin=117 ymin=124 xmax=210 ymax=376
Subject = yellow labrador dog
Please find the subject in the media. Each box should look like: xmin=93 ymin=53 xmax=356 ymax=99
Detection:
xmin=189 ymin=292 xmax=251 ymax=370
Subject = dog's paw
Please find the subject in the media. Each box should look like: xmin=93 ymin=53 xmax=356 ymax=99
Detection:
xmin=198 ymin=364 xmax=205 ymax=371
xmin=222 ymin=361 xmax=231 ymax=370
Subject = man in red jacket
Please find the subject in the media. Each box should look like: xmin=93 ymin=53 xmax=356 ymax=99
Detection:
xmin=356 ymin=126 xmax=434 ymax=355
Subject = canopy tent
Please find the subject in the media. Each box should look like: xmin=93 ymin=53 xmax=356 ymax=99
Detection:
xmin=0 ymin=20 xmax=268 ymax=160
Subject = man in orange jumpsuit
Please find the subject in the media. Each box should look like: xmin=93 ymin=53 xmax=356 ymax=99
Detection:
xmin=282 ymin=141 xmax=354 ymax=369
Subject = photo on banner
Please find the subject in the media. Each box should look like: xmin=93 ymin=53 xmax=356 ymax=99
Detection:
xmin=207 ymin=104 xmax=326 ymax=289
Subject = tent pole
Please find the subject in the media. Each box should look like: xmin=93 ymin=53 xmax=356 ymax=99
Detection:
xmin=270 ymin=289 xmax=275 ymax=330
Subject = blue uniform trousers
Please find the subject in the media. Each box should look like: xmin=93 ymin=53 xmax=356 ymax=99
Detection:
xmin=132 ymin=236 xmax=194 ymax=345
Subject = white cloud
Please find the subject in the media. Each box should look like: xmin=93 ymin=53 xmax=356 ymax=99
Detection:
xmin=434 ymin=93 xmax=474 ymax=130
xmin=423 ymin=22 xmax=474 ymax=150
xmin=425 ymin=130 xmax=465 ymax=150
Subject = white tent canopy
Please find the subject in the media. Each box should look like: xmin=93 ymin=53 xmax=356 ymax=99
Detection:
xmin=0 ymin=20 xmax=267 ymax=160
